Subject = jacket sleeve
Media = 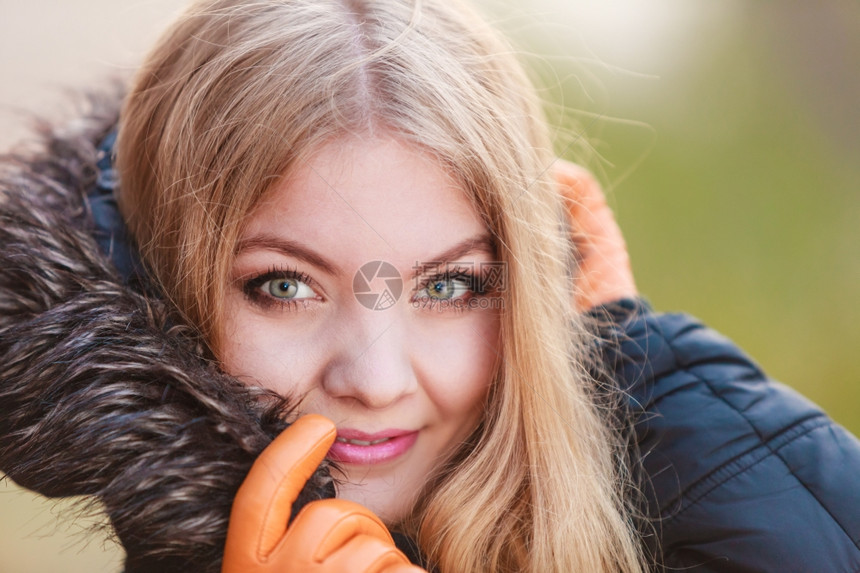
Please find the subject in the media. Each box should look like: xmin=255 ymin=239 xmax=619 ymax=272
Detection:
xmin=597 ymin=299 xmax=860 ymax=572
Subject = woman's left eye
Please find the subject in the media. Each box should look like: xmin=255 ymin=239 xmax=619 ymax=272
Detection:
xmin=416 ymin=275 xmax=473 ymax=302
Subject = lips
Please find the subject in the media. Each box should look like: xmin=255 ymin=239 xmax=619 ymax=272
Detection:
xmin=328 ymin=429 xmax=419 ymax=465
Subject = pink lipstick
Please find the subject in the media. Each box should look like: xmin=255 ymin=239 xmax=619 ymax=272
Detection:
xmin=328 ymin=429 xmax=418 ymax=465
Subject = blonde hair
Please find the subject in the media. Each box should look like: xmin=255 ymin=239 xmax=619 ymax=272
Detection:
xmin=117 ymin=0 xmax=645 ymax=571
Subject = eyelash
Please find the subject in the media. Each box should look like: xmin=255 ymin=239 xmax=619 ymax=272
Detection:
xmin=413 ymin=266 xmax=488 ymax=310
xmin=240 ymin=265 xmax=492 ymax=312
xmin=242 ymin=266 xmax=319 ymax=311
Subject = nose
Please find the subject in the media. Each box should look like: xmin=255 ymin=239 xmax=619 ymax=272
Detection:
xmin=321 ymin=312 xmax=418 ymax=410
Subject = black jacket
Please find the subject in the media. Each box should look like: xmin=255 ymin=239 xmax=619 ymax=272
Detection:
xmin=598 ymin=299 xmax=860 ymax=571
xmin=1 ymin=94 xmax=858 ymax=572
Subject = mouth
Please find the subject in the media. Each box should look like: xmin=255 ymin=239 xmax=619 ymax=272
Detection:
xmin=335 ymin=436 xmax=393 ymax=446
xmin=328 ymin=429 xmax=419 ymax=465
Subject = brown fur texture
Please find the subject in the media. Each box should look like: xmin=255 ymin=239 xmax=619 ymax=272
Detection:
xmin=0 ymin=90 xmax=334 ymax=572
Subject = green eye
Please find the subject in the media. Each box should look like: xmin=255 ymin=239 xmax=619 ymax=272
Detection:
xmin=268 ymin=278 xmax=300 ymax=299
xmin=425 ymin=278 xmax=469 ymax=300
xmin=243 ymin=270 xmax=318 ymax=308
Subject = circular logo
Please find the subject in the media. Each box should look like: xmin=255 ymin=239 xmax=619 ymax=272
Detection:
xmin=353 ymin=261 xmax=403 ymax=310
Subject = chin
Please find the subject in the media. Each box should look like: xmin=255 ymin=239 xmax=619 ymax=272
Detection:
xmin=335 ymin=480 xmax=414 ymax=525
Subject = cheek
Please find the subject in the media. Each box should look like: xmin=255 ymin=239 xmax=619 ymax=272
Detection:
xmin=218 ymin=305 xmax=321 ymax=398
xmin=414 ymin=312 xmax=500 ymax=415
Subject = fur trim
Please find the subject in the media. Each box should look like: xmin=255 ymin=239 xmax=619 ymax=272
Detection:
xmin=0 ymin=90 xmax=334 ymax=572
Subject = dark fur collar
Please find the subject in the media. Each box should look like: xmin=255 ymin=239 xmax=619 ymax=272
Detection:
xmin=0 ymin=90 xmax=333 ymax=572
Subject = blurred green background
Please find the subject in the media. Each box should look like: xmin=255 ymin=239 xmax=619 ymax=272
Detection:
xmin=1 ymin=1 xmax=858 ymax=571
xmin=492 ymin=0 xmax=860 ymax=438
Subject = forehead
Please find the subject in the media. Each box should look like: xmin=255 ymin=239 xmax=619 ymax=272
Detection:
xmin=244 ymin=135 xmax=489 ymax=270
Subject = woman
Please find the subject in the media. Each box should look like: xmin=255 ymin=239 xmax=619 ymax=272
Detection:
xmin=1 ymin=0 xmax=858 ymax=571
xmin=116 ymin=0 xmax=644 ymax=569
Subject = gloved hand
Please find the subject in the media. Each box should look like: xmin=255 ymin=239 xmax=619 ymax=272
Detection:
xmin=554 ymin=160 xmax=637 ymax=312
xmin=222 ymin=414 xmax=425 ymax=573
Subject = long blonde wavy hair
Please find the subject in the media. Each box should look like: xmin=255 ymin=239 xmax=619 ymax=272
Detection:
xmin=117 ymin=0 xmax=645 ymax=571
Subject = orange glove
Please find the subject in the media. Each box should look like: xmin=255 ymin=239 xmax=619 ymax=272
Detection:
xmin=554 ymin=160 xmax=638 ymax=312
xmin=222 ymin=414 xmax=425 ymax=573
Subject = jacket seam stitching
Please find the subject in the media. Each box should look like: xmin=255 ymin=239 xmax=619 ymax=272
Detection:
xmin=655 ymin=326 xmax=860 ymax=553
xmin=660 ymin=414 xmax=827 ymax=519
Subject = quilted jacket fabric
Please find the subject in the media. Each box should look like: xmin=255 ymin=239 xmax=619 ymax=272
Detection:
xmin=598 ymin=299 xmax=860 ymax=571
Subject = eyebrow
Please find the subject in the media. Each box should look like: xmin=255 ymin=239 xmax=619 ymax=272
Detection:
xmin=235 ymin=235 xmax=340 ymax=276
xmin=235 ymin=232 xmax=495 ymax=277
xmin=410 ymin=233 xmax=496 ymax=276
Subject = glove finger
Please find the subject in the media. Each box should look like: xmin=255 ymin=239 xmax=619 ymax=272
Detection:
xmin=554 ymin=159 xmax=635 ymax=311
xmin=385 ymin=566 xmax=428 ymax=573
xmin=382 ymin=565 xmax=428 ymax=573
xmin=282 ymin=498 xmax=395 ymax=562
xmin=225 ymin=414 xmax=336 ymax=564
xmin=320 ymin=533 xmax=417 ymax=573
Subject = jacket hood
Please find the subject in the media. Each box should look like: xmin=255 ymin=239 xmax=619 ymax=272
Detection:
xmin=0 ymin=90 xmax=334 ymax=573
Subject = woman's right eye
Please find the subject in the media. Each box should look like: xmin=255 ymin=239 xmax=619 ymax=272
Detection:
xmin=261 ymin=277 xmax=316 ymax=300
xmin=241 ymin=268 xmax=321 ymax=309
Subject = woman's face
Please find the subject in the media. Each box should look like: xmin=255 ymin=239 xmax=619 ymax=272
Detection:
xmin=220 ymin=135 xmax=501 ymax=523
